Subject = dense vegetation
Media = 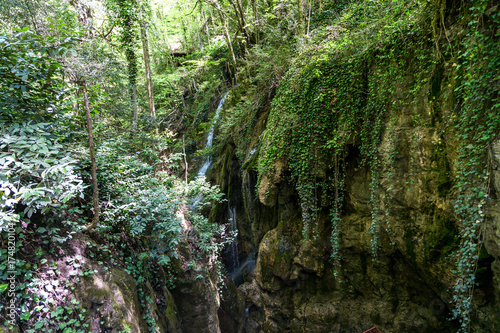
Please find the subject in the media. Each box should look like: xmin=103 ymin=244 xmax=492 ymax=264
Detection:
xmin=0 ymin=0 xmax=498 ymax=332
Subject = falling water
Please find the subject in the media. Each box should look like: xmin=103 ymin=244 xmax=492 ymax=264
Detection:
xmin=248 ymin=130 xmax=265 ymax=158
xmin=193 ymin=89 xmax=242 ymax=276
xmin=197 ymin=91 xmax=229 ymax=179
xmin=190 ymin=91 xmax=230 ymax=209
xmin=230 ymin=252 xmax=256 ymax=286
xmin=227 ymin=205 xmax=239 ymax=271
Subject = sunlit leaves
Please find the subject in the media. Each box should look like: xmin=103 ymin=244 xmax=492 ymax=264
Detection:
xmin=0 ymin=30 xmax=76 ymax=123
xmin=0 ymin=122 xmax=84 ymax=229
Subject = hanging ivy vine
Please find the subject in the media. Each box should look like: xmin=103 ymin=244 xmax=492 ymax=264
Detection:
xmin=257 ymin=0 xmax=435 ymax=276
xmin=257 ymin=47 xmax=385 ymax=277
xmin=106 ymin=0 xmax=139 ymax=105
xmin=450 ymin=0 xmax=500 ymax=331
xmin=255 ymin=2 xmax=498 ymax=329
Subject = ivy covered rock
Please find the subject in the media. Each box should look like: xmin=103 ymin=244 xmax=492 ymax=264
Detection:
xmin=216 ymin=0 xmax=500 ymax=331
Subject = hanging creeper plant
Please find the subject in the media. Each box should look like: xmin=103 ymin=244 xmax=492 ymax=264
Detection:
xmin=105 ymin=0 xmax=140 ymax=133
xmin=451 ymin=0 xmax=500 ymax=331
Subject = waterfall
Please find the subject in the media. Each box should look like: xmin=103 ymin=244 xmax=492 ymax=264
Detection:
xmin=194 ymin=89 xmax=244 ymax=278
xmin=230 ymin=252 xmax=256 ymax=287
xmin=227 ymin=205 xmax=239 ymax=271
xmin=190 ymin=91 xmax=230 ymax=209
xmin=197 ymin=91 xmax=229 ymax=179
xmin=248 ymin=130 xmax=264 ymax=158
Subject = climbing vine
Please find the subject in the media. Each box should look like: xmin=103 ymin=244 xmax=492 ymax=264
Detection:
xmin=112 ymin=0 xmax=139 ymax=86
xmin=450 ymin=1 xmax=500 ymax=331
xmin=257 ymin=53 xmax=366 ymax=243
xmin=258 ymin=0 xmax=433 ymax=274
xmin=105 ymin=0 xmax=140 ymax=131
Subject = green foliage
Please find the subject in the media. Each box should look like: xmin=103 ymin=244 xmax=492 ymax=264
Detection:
xmin=95 ymin=137 xmax=224 ymax=257
xmin=254 ymin=0 xmax=497 ymax=328
xmin=219 ymin=42 xmax=292 ymax=161
xmin=450 ymin=1 xmax=500 ymax=331
xmin=105 ymin=0 xmax=140 ymax=109
xmin=257 ymin=0 xmax=434 ymax=274
xmin=0 ymin=0 xmax=79 ymax=35
xmin=0 ymin=0 xmax=497 ymax=330
xmin=0 ymin=224 xmax=90 ymax=332
xmin=89 ymin=137 xmax=226 ymax=331
xmin=23 ymin=299 xmax=89 ymax=333
xmin=0 ymin=0 xmax=235 ymax=331
xmin=0 ymin=28 xmax=76 ymax=123
xmin=0 ymin=122 xmax=84 ymax=228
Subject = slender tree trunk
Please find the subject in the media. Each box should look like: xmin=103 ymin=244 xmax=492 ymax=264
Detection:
xmin=298 ymin=0 xmax=303 ymax=33
xmin=74 ymin=90 xmax=81 ymax=117
xmin=235 ymin=0 xmax=248 ymax=39
xmin=228 ymin=0 xmax=243 ymax=33
xmin=140 ymin=19 xmax=157 ymax=134
xmin=307 ymin=0 xmax=312 ymax=35
xmin=24 ymin=0 xmax=40 ymax=34
xmin=252 ymin=0 xmax=259 ymax=43
xmin=217 ymin=8 xmax=238 ymax=78
xmin=196 ymin=27 xmax=203 ymax=51
xmin=182 ymin=135 xmax=188 ymax=183
xmin=235 ymin=0 xmax=249 ymax=52
xmin=204 ymin=8 xmax=212 ymax=46
xmin=82 ymin=82 xmax=100 ymax=231
xmin=228 ymin=0 xmax=249 ymax=52
xmin=131 ymin=83 xmax=138 ymax=135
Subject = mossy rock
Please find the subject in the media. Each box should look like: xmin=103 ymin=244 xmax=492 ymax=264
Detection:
xmin=424 ymin=213 xmax=458 ymax=262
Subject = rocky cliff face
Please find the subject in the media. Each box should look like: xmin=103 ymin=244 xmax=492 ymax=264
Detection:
xmin=3 ymin=2 xmax=496 ymax=332
xmin=214 ymin=98 xmax=500 ymax=332
xmin=209 ymin=7 xmax=500 ymax=333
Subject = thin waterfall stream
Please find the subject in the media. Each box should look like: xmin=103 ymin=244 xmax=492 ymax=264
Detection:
xmin=227 ymin=205 xmax=239 ymax=270
xmin=190 ymin=91 xmax=229 ymax=208
xmin=194 ymin=90 xmax=241 ymax=275
xmin=197 ymin=91 xmax=229 ymax=179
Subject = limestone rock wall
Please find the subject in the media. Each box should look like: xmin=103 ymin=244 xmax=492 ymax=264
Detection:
xmin=213 ymin=38 xmax=500 ymax=333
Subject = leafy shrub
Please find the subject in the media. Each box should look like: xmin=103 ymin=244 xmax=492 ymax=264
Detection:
xmin=0 ymin=122 xmax=84 ymax=230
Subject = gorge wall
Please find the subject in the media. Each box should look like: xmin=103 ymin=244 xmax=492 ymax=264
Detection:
xmin=210 ymin=2 xmax=500 ymax=332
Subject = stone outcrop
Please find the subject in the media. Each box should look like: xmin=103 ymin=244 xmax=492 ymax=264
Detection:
xmin=0 ymin=232 xmax=246 ymax=333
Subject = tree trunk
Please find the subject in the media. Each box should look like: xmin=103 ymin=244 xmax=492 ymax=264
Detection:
xmin=116 ymin=0 xmax=139 ymax=137
xmin=298 ymin=0 xmax=304 ymax=33
xmin=140 ymin=18 xmax=157 ymax=134
xmin=217 ymin=6 xmax=238 ymax=79
xmin=307 ymin=0 xmax=312 ymax=35
xmin=227 ymin=0 xmax=249 ymax=53
xmin=82 ymin=82 xmax=100 ymax=231
xmin=235 ymin=0 xmax=248 ymax=40
xmin=252 ymin=0 xmax=259 ymax=44
xmin=131 ymin=83 xmax=138 ymax=135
